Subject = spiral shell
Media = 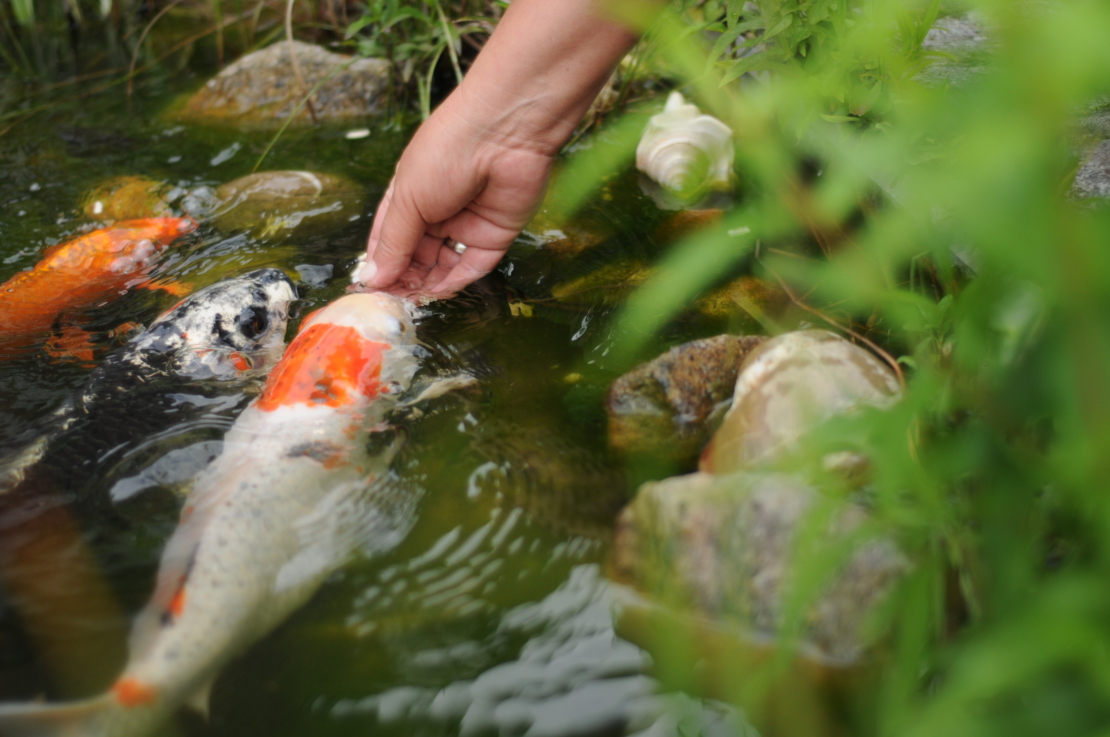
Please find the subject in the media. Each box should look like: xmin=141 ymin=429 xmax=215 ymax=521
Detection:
xmin=635 ymin=92 xmax=735 ymax=194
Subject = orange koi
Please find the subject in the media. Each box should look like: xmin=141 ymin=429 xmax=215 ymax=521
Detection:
xmin=0 ymin=217 xmax=196 ymax=359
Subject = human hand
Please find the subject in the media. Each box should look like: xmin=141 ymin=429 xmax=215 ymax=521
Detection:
xmin=354 ymin=0 xmax=637 ymax=297
xmin=356 ymin=92 xmax=555 ymax=296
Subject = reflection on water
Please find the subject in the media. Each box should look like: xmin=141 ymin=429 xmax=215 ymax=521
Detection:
xmin=328 ymin=564 xmax=741 ymax=737
xmin=0 ymin=66 xmax=755 ymax=737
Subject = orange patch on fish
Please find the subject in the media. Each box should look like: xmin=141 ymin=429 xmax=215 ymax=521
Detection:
xmin=112 ymin=678 xmax=158 ymax=707
xmin=257 ymin=324 xmax=386 ymax=412
xmin=0 ymin=217 xmax=196 ymax=358
xmin=168 ymin=587 xmax=187 ymax=619
xmin=228 ymin=352 xmax=253 ymax=372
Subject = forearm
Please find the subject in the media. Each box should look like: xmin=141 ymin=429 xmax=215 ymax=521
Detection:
xmin=448 ymin=0 xmax=639 ymax=156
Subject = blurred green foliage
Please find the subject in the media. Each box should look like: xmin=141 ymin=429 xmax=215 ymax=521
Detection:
xmin=551 ymin=0 xmax=1110 ymax=734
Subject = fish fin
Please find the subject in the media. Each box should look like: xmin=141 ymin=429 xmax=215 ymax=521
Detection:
xmin=107 ymin=321 xmax=144 ymax=341
xmin=183 ymin=677 xmax=217 ymax=718
xmin=0 ymin=435 xmax=49 ymax=494
xmin=142 ymin=279 xmax=192 ymax=298
xmin=43 ymin=326 xmax=96 ymax=364
xmin=398 ymin=373 xmax=480 ymax=408
xmin=0 ymin=692 xmax=154 ymax=737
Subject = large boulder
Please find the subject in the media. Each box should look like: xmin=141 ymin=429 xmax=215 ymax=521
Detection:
xmin=612 ymin=470 xmax=906 ymax=664
xmin=705 ymin=330 xmax=901 ymax=474
xmin=181 ymin=41 xmax=390 ymax=124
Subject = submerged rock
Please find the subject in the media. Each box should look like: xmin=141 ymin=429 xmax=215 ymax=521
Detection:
xmin=81 ymin=176 xmax=171 ymax=222
xmin=211 ymin=170 xmax=365 ymax=237
xmin=695 ymin=275 xmax=789 ymax=325
xmin=182 ymin=40 xmax=390 ymax=124
xmin=1072 ymin=140 xmax=1110 ymax=200
xmin=550 ymin=260 xmax=653 ymax=306
xmin=607 ymin=334 xmax=766 ymax=460
xmin=705 ymin=330 xmax=901 ymax=474
xmin=612 ymin=470 xmax=905 ymax=664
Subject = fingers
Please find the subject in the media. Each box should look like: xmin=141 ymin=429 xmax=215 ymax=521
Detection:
xmin=358 ymin=180 xmax=394 ymax=284
xmin=367 ymin=182 xmax=437 ymax=289
xmin=396 ymin=234 xmax=443 ymax=290
xmin=366 ymin=179 xmax=394 ymax=258
xmin=425 ymin=246 xmax=506 ymax=297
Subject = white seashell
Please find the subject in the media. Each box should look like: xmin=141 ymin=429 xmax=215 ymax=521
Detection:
xmin=636 ymin=92 xmax=735 ymax=194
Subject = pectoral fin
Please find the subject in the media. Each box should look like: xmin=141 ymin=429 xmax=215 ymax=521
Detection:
xmin=44 ymin=325 xmax=96 ymax=363
xmin=184 ymin=676 xmax=217 ymax=718
xmin=142 ymin=279 xmax=193 ymax=298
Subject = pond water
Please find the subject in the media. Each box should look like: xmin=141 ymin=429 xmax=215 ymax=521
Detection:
xmin=0 ymin=65 xmax=754 ymax=737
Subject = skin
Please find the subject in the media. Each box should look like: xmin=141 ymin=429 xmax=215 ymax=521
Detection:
xmin=357 ymin=0 xmax=639 ymax=296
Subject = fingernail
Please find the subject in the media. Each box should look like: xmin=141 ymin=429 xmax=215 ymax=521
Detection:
xmin=357 ymin=258 xmax=378 ymax=284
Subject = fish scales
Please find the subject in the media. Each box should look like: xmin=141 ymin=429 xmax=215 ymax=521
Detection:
xmin=0 ymin=292 xmax=419 ymax=737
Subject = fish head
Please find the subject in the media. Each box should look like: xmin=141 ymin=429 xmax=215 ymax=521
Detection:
xmin=257 ymin=292 xmax=419 ymax=413
xmin=127 ymin=268 xmax=297 ymax=379
xmin=299 ymin=291 xmax=417 ymax=344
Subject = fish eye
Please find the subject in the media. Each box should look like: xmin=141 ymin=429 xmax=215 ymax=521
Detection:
xmin=238 ymin=305 xmax=269 ymax=340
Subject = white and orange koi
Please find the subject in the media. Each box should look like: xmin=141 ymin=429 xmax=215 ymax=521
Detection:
xmin=0 ymin=292 xmax=419 ymax=737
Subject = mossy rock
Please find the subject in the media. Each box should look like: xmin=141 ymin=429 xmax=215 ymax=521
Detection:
xmin=606 ymin=334 xmax=766 ymax=461
xmin=611 ymin=470 xmax=906 ymax=664
xmin=80 ymin=176 xmax=172 ymax=222
xmin=180 ymin=41 xmax=390 ymax=125
xmin=211 ymin=170 xmax=365 ymax=239
xmin=549 ymin=260 xmax=653 ymax=306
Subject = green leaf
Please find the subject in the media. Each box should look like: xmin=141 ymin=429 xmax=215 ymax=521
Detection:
xmin=11 ymin=0 xmax=34 ymax=26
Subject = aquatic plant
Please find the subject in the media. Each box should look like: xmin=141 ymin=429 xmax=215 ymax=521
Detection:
xmin=548 ymin=0 xmax=1110 ymax=734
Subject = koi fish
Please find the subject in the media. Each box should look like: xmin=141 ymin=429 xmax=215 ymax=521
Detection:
xmin=0 ymin=217 xmax=197 ymax=360
xmin=0 ymin=292 xmax=419 ymax=737
xmin=0 ymin=268 xmax=298 ymax=498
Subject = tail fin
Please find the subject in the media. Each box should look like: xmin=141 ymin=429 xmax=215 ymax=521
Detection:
xmin=0 ymin=694 xmax=160 ymax=737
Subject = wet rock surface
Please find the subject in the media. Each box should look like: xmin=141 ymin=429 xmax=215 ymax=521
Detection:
xmin=706 ymin=330 xmax=901 ymax=474
xmin=211 ymin=170 xmax=366 ymax=237
xmin=607 ymin=334 xmax=766 ymax=461
xmin=1072 ymin=140 xmax=1110 ymax=200
xmin=610 ymin=329 xmax=906 ymax=665
xmin=80 ymin=176 xmax=171 ymax=222
xmin=182 ymin=40 xmax=390 ymax=124
xmin=612 ymin=471 xmax=906 ymax=664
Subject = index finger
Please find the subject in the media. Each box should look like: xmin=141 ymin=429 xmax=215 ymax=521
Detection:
xmin=366 ymin=179 xmax=395 ymax=260
xmin=368 ymin=182 xmax=436 ymax=289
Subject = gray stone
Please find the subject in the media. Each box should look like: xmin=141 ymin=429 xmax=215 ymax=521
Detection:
xmin=705 ymin=330 xmax=901 ymax=474
xmin=1072 ymin=140 xmax=1110 ymax=200
xmin=612 ymin=470 xmax=906 ymax=664
xmin=922 ymin=14 xmax=990 ymax=52
xmin=182 ymin=41 xmax=390 ymax=124
xmin=917 ymin=13 xmax=993 ymax=87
